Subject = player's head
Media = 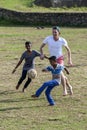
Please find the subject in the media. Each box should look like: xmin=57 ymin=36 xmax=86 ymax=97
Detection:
xmin=52 ymin=26 xmax=60 ymax=37
xmin=25 ymin=41 xmax=32 ymax=50
xmin=49 ymin=56 xmax=57 ymax=66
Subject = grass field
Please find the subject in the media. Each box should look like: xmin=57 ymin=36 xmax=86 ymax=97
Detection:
xmin=0 ymin=0 xmax=87 ymax=12
xmin=0 ymin=27 xmax=87 ymax=130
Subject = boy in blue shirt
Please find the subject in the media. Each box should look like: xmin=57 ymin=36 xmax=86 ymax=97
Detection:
xmin=32 ymin=56 xmax=69 ymax=106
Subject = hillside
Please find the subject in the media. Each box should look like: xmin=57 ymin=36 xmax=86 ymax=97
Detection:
xmin=0 ymin=0 xmax=87 ymax=12
xmin=0 ymin=0 xmax=34 ymax=12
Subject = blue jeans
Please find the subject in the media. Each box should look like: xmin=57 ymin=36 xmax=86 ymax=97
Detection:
xmin=36 ymin=80 xmax=59 ymax=105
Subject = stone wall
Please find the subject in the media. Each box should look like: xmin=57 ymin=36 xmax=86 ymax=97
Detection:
xmin=35 ymin=0 xmax=87 ymax=7
xmin=34 ymin=0 xmax=52 ymax=7
xmin=0 ymin=8 xmax=87 ymax=26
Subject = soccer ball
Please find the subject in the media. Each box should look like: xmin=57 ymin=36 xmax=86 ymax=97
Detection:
xmin=28 ymin=69 xmax=37 ymax=79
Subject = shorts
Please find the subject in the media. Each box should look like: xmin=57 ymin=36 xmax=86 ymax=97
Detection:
xmin=56 ymin=56 xmax=64 ymax=65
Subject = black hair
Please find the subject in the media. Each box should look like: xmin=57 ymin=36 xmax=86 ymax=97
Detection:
xmin=25 ymin=41 xmax=31 ymax=45
xmin=49 ymin=56 xmax=57 ymax=61
xmin=52 ymin=26 xmax=60 ymax=32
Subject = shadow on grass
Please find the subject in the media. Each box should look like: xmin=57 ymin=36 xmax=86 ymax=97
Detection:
xmin=0 ymin=90 xmax=73 ymax=104
xmin=0 ymin=105 xmax=48 ymax=112
xmin=0 ymin=90 xmax=45 ymax=104
xmin=0 ymin=90 xmax=18 ymax=95
xmin=0 ymin=96 xmax=44 ymax=103
xmin=0 ymin=107 xmax=22 ymax=112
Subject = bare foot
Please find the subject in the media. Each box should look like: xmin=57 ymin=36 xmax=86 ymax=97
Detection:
xmin=68 ymin=86 xmax=73 ymax=95
xmin=63 ymin=91 xmax=68 ymax=96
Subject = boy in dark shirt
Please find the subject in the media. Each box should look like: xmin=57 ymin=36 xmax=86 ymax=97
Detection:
xmin=12 ymin=41 xmax=41 ymax=92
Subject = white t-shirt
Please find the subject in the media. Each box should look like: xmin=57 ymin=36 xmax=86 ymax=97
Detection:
xmin=43 ymin=36 xmax=68 ymax=58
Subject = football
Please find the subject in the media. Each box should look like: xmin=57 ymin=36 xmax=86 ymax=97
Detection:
xmin=28 ymin=69 xmax=37 ymax=79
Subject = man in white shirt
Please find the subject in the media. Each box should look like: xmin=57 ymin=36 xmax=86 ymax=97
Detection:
xmin=40 ymin=26 xmax=73 ymax=96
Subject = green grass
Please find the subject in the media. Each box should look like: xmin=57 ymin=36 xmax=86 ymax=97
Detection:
xmin=0 ymin=27 xmax=87 ymax=130
xmin=0 ymin=0 xmax=87 ymax=12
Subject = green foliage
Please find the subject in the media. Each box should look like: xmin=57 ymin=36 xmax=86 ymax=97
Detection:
xmin=0 ymin=0 xmax=87 ymax=12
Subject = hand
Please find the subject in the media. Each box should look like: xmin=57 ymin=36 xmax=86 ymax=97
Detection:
xmin=42 ymin=69 xmax=46 ymax=72
xmin=64 ymin=68 xmax=70 ymax=75
xmin=42 ymin=68 xmax=48 ymax=72
xmin=66 ymin=70 xmax=70 ymax=75
xmin=40 ymin=54 xmax=44 ymax=60
xmin=12 ymin=68 xmax=16 ymax=74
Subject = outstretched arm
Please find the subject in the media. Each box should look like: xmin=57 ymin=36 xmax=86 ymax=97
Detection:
xmin=12 ymin=59 xmax=23 ymax=74
xmin=42 ymin=68 xmax=49 ymax=72
xmin=44 ymin=55 xmax=49 ymax=59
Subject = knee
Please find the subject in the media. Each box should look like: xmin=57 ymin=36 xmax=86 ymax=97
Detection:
xmin=45 ymin=88 xmax=50 ymax=97
xmin=43 ymin=82 xmax=48 ymax=86
xmin=28 ymin=78 xmax=32 ymax=82
xmin=65 ymin=76 xmax=67 ymax=80
xmin=61 ymin=73 xmax=67 ymax=80
xmin=61 ymin=75 xmax=66 ymax=82
xmin=21 ymin=75 xmax=26 ymax=81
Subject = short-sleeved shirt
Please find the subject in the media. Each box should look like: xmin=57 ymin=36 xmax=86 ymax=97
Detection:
xmin=46 ymin=64 xmax=64 ymax=84
xmin=20 ymin=50 xmax=41 ymax=70
xmin=43 ymin=36 xmax=68 ymax=59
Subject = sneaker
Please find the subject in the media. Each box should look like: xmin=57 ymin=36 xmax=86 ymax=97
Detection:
xmin=31 ymin=94 xmax=38 ymax=98
xmin=48 ymin=104 xmax=55 ymax=106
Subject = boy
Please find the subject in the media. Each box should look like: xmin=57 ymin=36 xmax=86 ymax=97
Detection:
xmin=12 ymin=41 xmax=41 ymax=92
xmin=32 ymin=56 xmax=69 ymax=106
